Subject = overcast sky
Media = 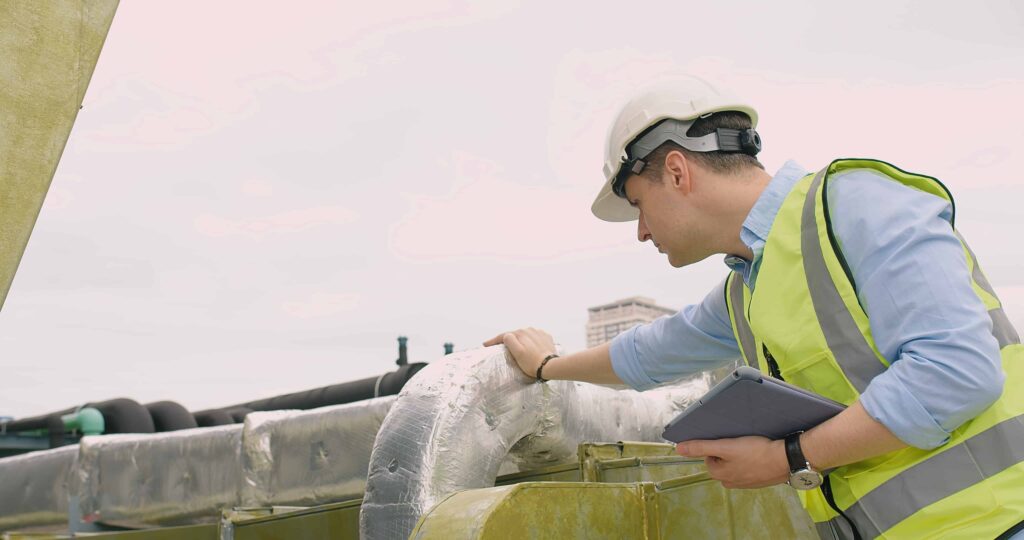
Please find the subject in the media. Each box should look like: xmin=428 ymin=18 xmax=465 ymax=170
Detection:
xmin=2 ymin=1 xmax=1022 ymax=418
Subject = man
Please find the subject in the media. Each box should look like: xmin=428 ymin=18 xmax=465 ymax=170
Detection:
xmin=484 ymin=77 xmax=1024 ymax=539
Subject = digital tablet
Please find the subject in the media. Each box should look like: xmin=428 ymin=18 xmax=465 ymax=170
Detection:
xmin=661 ymin=365 xmax=846 ymax=443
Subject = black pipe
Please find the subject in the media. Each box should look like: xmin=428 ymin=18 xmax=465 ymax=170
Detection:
xmin=145 ymin=401 xmax=198 ymax=432
xmin=190 ymin=362 xmax=427 ymax=420
xmin=46 ymin=415 xmax=65 ymax=449
xmin=1 ymin=363 xmax=430 ymax=434
xmin=1 ymin=406 xmax=77 ymax=433
xmin=194 ymin=409 xmax=235 ymax=427
xmin=1 ymin=398 xmax=154 ymax=436
xmin=227 ymin=407 xmax=254 ymax=423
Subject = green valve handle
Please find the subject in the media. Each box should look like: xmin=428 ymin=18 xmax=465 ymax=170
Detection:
xmin=61 ymin=407 xmax=105 ymax=435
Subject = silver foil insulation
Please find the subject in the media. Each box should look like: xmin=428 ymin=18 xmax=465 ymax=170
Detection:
xmin=0 ymin=398 xmax=396 ymax=530
xmin=359 ymin=345 xmax=708 ymax=540
xmin=74 ymin=425 xmax=244 ymax=527
xmin=240 ymin=397 xmax=394 ymax=507
xmin=0 ymin=446 xmax=77 ymax=531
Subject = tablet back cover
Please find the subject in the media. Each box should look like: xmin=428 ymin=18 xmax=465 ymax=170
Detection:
xmin=661 ymin=368 xmax=845 ymax=442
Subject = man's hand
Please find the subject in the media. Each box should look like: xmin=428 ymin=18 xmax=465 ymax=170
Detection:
xmin=483 ymin=327 xmax=556 ymax=379
xmin=676 ymin=436 xmax=790 ymax=489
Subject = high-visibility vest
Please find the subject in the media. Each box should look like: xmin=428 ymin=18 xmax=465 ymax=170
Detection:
xmin=723 ymin=159 xmax=1024 ymax=539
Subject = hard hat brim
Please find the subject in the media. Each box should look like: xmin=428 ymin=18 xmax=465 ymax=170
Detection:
xmin=591 ymin=179 xmax=639 ymax=222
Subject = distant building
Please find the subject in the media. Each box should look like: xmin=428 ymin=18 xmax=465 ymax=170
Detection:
xmin=586 ymin=296 xmax=676 ymax=348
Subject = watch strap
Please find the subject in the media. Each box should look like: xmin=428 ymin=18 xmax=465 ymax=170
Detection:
xmin=784 ymin=432 xmax=807 ymax=473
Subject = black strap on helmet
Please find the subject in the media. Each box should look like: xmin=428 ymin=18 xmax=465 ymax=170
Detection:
xmin=715 ymin=128 xmax=762 ymax=156
xmin=611 ymin=119 xmax=762 ymax=198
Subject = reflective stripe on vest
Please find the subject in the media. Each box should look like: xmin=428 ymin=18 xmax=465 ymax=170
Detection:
xmin=727 ymin=272 xmax=758 ymax=368
xmin=990 ymin=308 xmax=1020 ymax=349
xmin=957 ymin=231 xmax=1022 ymax=349
xmin=816 ymin=517 xmax=857 ymax=540
xmin=823 ymin=413 xmax=1024 ymax=539
xmin=801 ymin=168 xmax=886 ymax=393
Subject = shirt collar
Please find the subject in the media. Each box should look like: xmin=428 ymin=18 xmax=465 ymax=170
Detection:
xmin=724 ymin=160 xmax=810 ymax=285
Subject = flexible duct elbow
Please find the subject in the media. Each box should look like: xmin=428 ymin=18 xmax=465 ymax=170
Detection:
xmin=359 ymin=346 xmax=709 ymax=540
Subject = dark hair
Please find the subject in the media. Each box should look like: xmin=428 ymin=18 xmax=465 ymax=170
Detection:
xmin=642 ymin=111 xmax=764 ymax=179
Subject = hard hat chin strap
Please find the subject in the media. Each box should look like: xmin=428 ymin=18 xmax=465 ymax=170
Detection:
xmin=612 ymin=118 xmax=762 ymax=198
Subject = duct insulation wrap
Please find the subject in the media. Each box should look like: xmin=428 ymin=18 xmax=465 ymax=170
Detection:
xmin=240 ymin=396 xmax=395 ymax=507
xmin=359 ymin=345 xmax=710 ymax=540
xmin=0 ymin=446 xmax=78 ymax=531
xmin=75 ymin=425 xmax=243 ymax=528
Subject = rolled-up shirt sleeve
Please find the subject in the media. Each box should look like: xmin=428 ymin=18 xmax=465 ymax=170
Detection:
xmin=609 ymin=278 xmax=742 ymax=391
xmin=829 ymin=171 xmax=1005 ymax=449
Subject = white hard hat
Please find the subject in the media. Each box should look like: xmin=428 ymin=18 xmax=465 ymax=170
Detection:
xmin=592 ymin=76 xmax=759 ymax=222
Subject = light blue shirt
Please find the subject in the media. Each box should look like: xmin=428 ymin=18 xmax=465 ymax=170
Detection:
xmin=610 ymin=160 xmax=1005 ymax=451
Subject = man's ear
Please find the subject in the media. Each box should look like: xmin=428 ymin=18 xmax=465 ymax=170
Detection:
xmin=664 ymin=150 xmax=691 ymax=195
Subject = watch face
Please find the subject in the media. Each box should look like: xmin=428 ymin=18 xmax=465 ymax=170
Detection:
xmin=789 ymin=469 xmax=823 ymax=490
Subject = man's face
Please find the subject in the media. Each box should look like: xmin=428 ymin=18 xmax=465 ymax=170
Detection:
xmin=622 ymin=166 xmax=713 ymax=268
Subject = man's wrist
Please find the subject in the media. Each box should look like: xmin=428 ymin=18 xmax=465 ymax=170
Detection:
xmin=535 ymin=353 xmax=559 ymax=382
xmin=784 ymin=433 xmax=823 ymax=490
xmin=773 ymin=438 xmax=790 ymax=480
xmin=798 ymin=431 xmax=826 ymax=470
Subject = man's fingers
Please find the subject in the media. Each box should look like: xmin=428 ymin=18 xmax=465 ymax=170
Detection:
xmin=483 ymin=333 xmax=507 ymax=346
xmin=503 ymin=333 xmax=524 ymax=356
xmin=484 ymin=328 xmax=556 ymax=354
xmin=676 ymin=439 xmax=722 ymax=458
xmin=524 ymin=327 xmax=554 ymax=348
xmin=704 ymin=456 xmax=725 ymax=479
xmin=484 ymin=329 xmax=525 ymax=347
xmin=501 ymin=333 xmax=537 ymax=378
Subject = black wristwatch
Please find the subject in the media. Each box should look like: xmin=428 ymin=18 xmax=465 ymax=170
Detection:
xmin=784 ymin=432 xmax=823 ymax=490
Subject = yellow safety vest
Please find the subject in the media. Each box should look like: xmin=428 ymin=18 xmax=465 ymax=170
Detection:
xmin=724 ymin=159 xmax=1024 ymax=539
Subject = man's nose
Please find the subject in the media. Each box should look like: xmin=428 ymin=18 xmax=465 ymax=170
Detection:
xmin=637 ymin=214 xmax=651 ymax=243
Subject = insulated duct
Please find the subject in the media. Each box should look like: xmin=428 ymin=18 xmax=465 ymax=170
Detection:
xmin=359 ymin=346 xmax=711 ymax=540
xmin=240 ymin=397 xmax=395 ymax=507
xmin=0 ymin=446 xmax=77 ymax=531
xmin=74 ymin=425 xmax=243 ymax=527
xmin=1 ymin=397 xmax=400 ymax=528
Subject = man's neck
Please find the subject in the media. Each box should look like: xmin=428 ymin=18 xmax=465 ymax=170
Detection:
xmin=719 ymin=167 xmax=773 ymax=261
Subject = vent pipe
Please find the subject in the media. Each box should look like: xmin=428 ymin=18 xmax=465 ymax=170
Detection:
xmin=396 ymin=336 xmax=408 ymax=366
